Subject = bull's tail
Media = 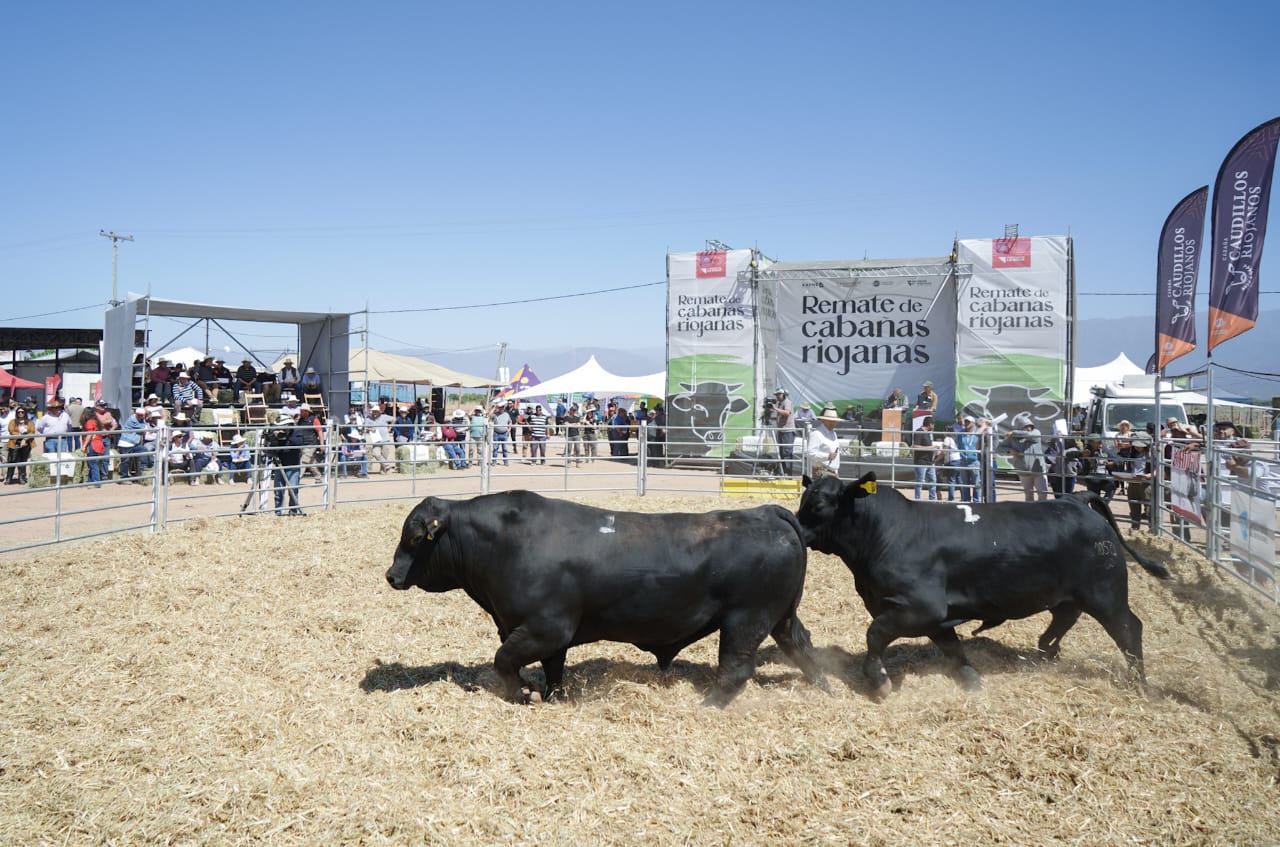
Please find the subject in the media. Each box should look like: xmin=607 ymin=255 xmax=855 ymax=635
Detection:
xmin=1075 ymin=491 xmax=1172 ymax=580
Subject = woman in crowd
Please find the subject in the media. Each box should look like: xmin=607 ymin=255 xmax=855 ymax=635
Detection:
xmin=79 ymin=407 xmax=108 ymax=486
xmin=5 ymin=406 xmax=33 ymax=485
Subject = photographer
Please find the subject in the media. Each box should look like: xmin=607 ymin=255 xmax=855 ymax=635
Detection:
xmin=266 ymin=423 xmax=305 ymax=516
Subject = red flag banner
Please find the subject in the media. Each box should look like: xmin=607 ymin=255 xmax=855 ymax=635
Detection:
xmin=1207 ymin=117 xmax=1280 ymax=352
xmin=1151 ymin=186 xmax=1208 ymax=373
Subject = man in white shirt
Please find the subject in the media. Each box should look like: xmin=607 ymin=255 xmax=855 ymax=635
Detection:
xmin=805 ymin=408 xmax=842 ymax=482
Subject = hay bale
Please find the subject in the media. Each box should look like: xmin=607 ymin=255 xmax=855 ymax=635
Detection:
xmin=396 ymin=443 xmax=442 ymax=475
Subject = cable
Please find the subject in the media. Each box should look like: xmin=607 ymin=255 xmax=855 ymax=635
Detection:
xmin=0 ymin=302 xmax=108 ymax=322
xmin=370 ymin=280 xmax=665 ymax=315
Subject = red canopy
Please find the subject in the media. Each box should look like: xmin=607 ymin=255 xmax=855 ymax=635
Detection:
xmin=0 ymin=367 xmax=42 ymax=390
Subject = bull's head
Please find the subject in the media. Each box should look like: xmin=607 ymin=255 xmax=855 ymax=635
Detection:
xmin=386 ymin=497 xmax=457 ymax=591
xmin=795 ymin=472 xmax=877 ymax=553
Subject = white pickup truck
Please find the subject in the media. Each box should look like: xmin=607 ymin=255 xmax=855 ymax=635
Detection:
xmin=1084 ymin=375 xmax=1188 ymax=439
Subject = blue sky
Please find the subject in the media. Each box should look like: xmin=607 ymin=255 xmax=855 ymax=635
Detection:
xmin=4 ymin=2 xmax=1278 ymax=365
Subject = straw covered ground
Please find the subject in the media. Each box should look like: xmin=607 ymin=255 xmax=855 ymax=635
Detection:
xmin=2 ymin=492 xmax=1278 ymax=846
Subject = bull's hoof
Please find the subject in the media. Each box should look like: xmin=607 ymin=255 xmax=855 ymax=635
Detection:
xmin=957 ymin=665 xmax=983 ymax=691
xmin=520 ymin=687 xmax=543 ymax=705
xmin=868 ymin=677 xmax=893 ymax=702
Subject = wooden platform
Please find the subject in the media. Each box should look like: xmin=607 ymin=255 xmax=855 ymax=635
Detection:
xmin=719 ymin=476 xmax=803 ymax=496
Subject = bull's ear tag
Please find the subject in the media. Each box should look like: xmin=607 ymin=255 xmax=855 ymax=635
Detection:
xmin=426 ymin=519 xmax=441 ymax=540
xmin=860 ymin=480 xmax=877 ymax=495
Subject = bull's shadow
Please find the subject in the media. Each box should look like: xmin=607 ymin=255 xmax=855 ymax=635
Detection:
xmin=360 ymin=646 xmax=830 ymax=703
xmin=360 ymin=659 xmax=489 ymax=694
xmin=812 ymin=634 xmax=1102 ymax=698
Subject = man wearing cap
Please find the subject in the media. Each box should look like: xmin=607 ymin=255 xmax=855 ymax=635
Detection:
xmin=278 ymin=358 xmax=299 ymax=396
xmin=295 ymin=403 xmax=323 ymax=479
xmin=466 ymin=405 xmax=487 ymax=467
xmin=772 ymin=388 xmax=796 ymax=474
xmin=299 ymin=366 xmax=323 ymax=398
xmin=1003 ymin=413 xmax=1049 ymax=501
xmin=194 ymin=356 xmax=217 ymax=399
xmin=171 ymin=371 xmax=204 ymax=419
xmin=805 ymin=407 xmax=843 ymax=481
xmin=955 ymin=416 xmax=980 ymax=502
xmin=116 ymin=407 xmax=149 ymax=481
xmin=1118 ymin=431 xmax=1153 ymax=528
xmin=149 ymin=359 xmax=172 ymax=403
xmin=234 ymin=357 xmax=258 ymax=403
xmin=36 ymin=398 xmax=73 ymax=456
xmin=909 ymin=416 xmax=938 ymax=501
xmin=366 ymin=402 xmax=396 ymax=474
xmin=915 ymin=381 xmax=938 ymax=414
xmin=561 ymin=403 xmax=583 ymax=464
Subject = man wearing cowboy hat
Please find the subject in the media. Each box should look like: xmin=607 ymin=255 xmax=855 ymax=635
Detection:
xmin=171 ymin=371 xmax=204 ymax=419
xmin=234 ymin=357 xmax=258 ymax=403
xmin=35 ymin=397 xmax=73 ymax=455
xmin=278 ymin=358 xmax=300 ymax=396
xmin=805 ymin=406 xmax=844 ymax=481
xmin=772 ymin=387 xmax=796 ymax=474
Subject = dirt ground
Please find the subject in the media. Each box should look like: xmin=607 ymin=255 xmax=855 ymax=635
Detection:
xmin=2 ymin=487 xmax=1278 ymax=846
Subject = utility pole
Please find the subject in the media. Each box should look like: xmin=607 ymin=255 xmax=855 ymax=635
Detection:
xmin=99 ymin=230 xmax=134 ymax=306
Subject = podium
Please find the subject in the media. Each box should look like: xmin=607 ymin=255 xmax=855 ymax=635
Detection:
xmin=881 ymin=408 xmax=903 ymax=443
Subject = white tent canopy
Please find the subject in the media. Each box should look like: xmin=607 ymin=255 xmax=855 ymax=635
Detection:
xmin=508 ymin=355 xmax=665 ymax=401
xmin=1072 ymin=353 xmax=1144 ymax=406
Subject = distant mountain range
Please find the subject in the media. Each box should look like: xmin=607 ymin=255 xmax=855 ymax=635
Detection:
xmin=1075 ymin=309 xmax=1278 ymax=402
xmin=399 ymin=309 xmax=1279 ymax=404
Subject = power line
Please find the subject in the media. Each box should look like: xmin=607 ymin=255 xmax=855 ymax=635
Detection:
xmin=0 ymin=302 xmax=109 ymax=322
xmin=370 ymin=280 xmax=665 ymax=315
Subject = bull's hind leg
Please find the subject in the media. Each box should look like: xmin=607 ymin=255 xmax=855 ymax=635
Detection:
xmin=703 ymin=617 xmax=771 ymax=708
xmin=1037 ymin=604 xmax=1082 ymax=660
xmin=770 ymin=613 xmax=830 ymax=692
xmin=928 ymin=628 xmax=981 ymax=691
xmin=540 ymin=648 xmax=568 ymax=702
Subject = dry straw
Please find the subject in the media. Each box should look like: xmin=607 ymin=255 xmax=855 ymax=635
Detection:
xmin=2 ymin=494 xmax=1277 ymax=845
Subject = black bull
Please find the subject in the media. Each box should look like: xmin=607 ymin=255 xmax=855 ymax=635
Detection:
xmin=386 ymin=491 xmax=828 ymax=706
xmin=796 ymin=473 xmax=1171 ymax=696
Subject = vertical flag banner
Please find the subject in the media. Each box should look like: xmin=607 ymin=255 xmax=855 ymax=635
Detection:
xmin=954 ymin=237 xmax=1072 ymax=430
xmin=1207 ymin=117 xmax=1280 ymax=352
xmin=666 ymin=249 xmax=757 ymax=457
xmin=1151 ymin=186 xmax=1208 ymax=373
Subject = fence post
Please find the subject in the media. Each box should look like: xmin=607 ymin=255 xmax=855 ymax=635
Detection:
xmin=637 ymin=421 xmax=647 ymax=495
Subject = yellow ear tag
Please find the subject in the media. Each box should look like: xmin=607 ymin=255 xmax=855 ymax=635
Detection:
xmin=426 ymin=519 xmax=440 ymax=540
xmin=860 ymin=480 xmax=878 ymax=495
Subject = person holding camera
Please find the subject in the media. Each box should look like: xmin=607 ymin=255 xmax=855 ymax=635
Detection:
xmin=268 ymin=425 xmax=305 ymax=516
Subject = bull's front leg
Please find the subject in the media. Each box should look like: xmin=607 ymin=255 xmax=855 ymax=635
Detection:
xmin=863 ymin=603 xmax=944 ymax=699
xmin=493 ymin=625 xmax=568 ymax=704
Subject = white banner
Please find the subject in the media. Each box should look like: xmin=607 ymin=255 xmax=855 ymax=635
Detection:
xmin=771 ymin=266 xmax=956 ymax=415
xmin=1230 ymin=487 xmax=1277 ymax=571
xmin=954 ymin=236 xmax=1072 ymax=429
xmin=666 ymin=249 xmax=758 ymax=456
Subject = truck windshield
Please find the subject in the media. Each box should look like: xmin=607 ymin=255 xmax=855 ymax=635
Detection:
xmin=1106 ymin=403 xmax=1186 ymax=433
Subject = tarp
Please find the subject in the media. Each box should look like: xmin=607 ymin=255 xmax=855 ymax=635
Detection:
xmin=275 ymin=348 xmax=493 ymax=387
xmin=508 ymin=355 xmax=665 ymax=401
xmin=0 ymin=367 xmax=43 ymax=390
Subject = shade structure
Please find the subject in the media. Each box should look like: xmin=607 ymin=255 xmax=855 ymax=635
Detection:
xmin=507 ymin=355 xmax=665 ymax=401
xmin=0 ymin=367 xmax=43 ymax=390
xmin=273 ymin=348 xmax=494 ymax=388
